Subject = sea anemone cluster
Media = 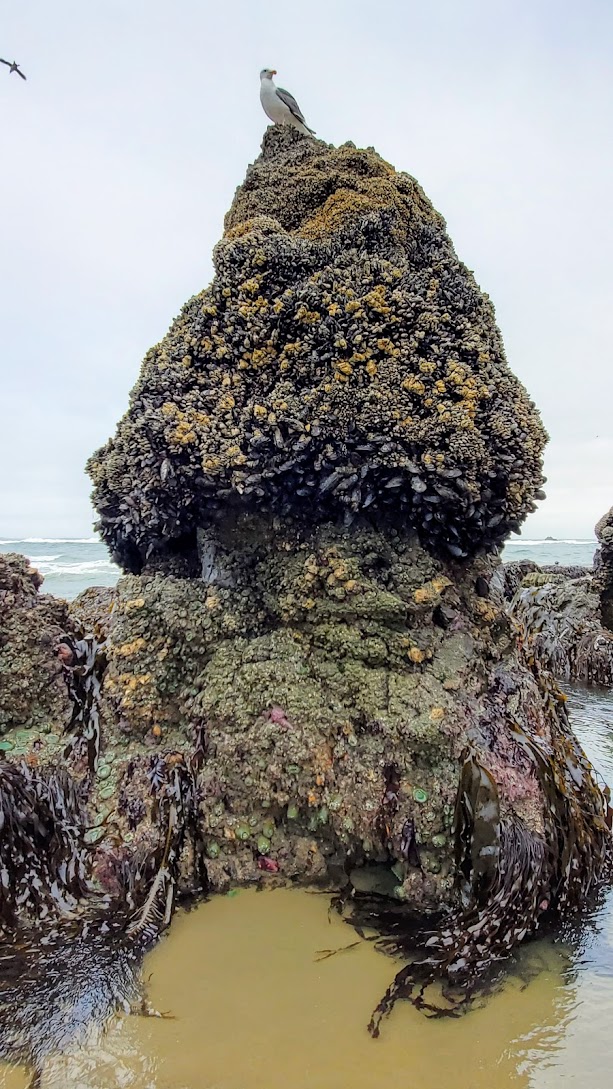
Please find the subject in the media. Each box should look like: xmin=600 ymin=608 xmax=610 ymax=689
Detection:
xmin=88 ymin=126 xmax=547 ymax=573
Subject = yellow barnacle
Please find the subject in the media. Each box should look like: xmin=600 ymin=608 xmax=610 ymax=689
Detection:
xmin=402 ymin=376 xmax=426 ymax=395
xmin=296 ymin=305 xmax=320 ymax=324
xmin=363 ymin=286 xmax=391 ymax=316
xmin=431 ymin=576 xmax=451 ymax=593
xmin=366 ymin=360 xmax=378 ymax=376
xmin=203 ymin=456 xmax=221 ymax=472
xmin=115 ymin=638 xmax=147 ymax=658
xmin=414 ymin=587 xmax=433 ymax=605
xmin=218 ymin=393 xmax=236 ymax=411
xmin=336 ymin=361 xmax=353 ymax=376
xmin=240 ymin=277 xmax=261 ymax=295
xmin=377 ymin=337 xmax=398 ymax=355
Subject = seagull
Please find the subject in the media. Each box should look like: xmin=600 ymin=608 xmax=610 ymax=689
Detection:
xmin=259 ymin=69 xmax=315 ymax=137
xmin=0 ymin=58 xmax=26 ymax=80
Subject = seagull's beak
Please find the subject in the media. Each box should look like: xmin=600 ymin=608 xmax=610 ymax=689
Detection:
xmin=270 ymin=69 xmax=277 ymax=75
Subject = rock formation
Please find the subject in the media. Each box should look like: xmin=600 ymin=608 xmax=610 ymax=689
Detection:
xmin=1 ymin=130 xmax=610 ymax=1032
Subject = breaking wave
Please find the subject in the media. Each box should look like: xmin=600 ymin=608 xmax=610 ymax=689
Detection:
xmin=0 ymin=537 xmax=100 ymax=545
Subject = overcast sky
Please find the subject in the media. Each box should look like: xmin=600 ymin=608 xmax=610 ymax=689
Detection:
xmin=1 ymin=0 xmax=611 ymax=540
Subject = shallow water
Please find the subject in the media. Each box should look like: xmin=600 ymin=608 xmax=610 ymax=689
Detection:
xmin=1 ymin=685 xmax=612 ymax=1089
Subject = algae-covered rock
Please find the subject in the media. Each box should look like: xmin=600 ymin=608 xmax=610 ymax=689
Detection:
xmin=0 ymin=553 xmax=72 ymax=733
xmin=88 ymin=127 xmax=547 ymax=574
xmin=509 ymin=576 xmax=613 ymax=686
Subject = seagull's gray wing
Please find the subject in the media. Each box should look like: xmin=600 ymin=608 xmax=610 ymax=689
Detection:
xmin=16 ymin=68 xmax=26 ymax=80
xmin=276 ymin=85 xmax=311 ymax=128
xmin=0 ymin=58 xmax=11 ymax=66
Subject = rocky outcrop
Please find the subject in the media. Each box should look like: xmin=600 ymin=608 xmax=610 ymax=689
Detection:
xmin=594 ymin=507 xmax=613 ymax=631
xmin=509 ymin=574 xmax=613 ymax=686
xmin=0 ymin=553 xmax=73 ymax=738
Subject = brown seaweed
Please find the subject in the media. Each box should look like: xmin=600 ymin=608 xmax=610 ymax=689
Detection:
xmin=0 ymin=755 xmax=207 ymax=1082
xmin=62 ymin=635 xmax=107 ymax=778
xmin=346 ymin=607 xmax=613 ymax=1036
xmin=0 ymin=760 xmax=90 ymax=928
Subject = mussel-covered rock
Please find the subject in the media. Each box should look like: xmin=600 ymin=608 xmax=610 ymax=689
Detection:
xmin=88 ymin=126 xmax=547 ymax=573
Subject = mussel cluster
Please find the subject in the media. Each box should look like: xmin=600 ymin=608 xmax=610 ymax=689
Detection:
xmin=88 ymin=126 xmax=547 ymax=573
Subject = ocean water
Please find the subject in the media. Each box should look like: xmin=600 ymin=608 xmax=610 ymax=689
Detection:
xmin=0 ymin=536 xmax=597 ymax=601
xmin=0 ymin=538 xmax=119 ymax=600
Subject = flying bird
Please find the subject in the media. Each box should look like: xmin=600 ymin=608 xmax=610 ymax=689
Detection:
xmin=259 ymin=69 xmax=315 ymax=137
xmin=0 ymin=58 xmax=26 ymax=80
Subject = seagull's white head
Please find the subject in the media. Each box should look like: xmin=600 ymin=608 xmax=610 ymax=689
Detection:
xmin=260 ymin=68 xmax=277 ymax=81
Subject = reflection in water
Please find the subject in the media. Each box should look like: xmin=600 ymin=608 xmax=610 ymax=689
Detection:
xmin=1 ymin=685 xmax=611 ymax=1089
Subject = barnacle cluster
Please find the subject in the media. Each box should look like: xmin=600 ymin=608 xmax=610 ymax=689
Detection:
xmin=88 ymin=126 xmax=547 ymax=572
